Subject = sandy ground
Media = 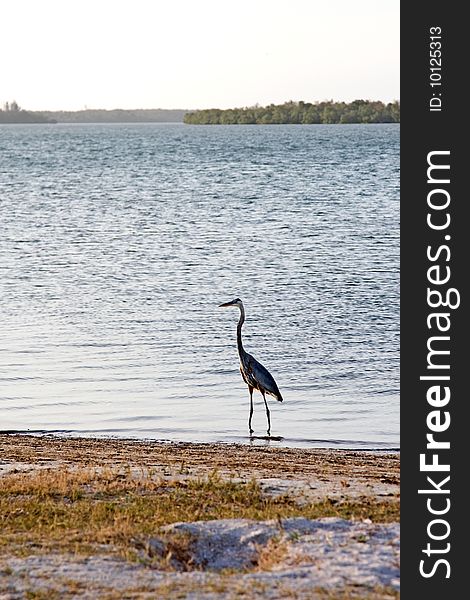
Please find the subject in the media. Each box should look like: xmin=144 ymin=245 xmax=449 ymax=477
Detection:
xmin=0 ymin=434 xmax=399 ymax=502
xmin=0 ymin=434 xmax=400 ymax=599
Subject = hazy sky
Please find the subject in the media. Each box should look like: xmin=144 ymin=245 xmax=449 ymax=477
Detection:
xmin=1 ymin=0 xmax=399 ymax=111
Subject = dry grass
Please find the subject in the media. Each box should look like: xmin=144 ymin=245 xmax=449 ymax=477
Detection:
xmin=255 ymin=535 xmax=290 ymax=571
xmin=0 ymin=434 xmax=400 ymax=485
xmin=0 ymin=465 xmax=398 ymax=560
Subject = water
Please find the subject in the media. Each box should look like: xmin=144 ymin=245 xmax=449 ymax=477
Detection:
xmin=0 ymin=123 xmax=399 ymax=449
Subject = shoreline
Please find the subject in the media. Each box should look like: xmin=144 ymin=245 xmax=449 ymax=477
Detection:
xmin=0 ymin=434 xmax=400 ymax=598
xmin=0 ymin=433 xmax=400 ymax=498
xmin=0 ymin=430 xmax=400 ymax=453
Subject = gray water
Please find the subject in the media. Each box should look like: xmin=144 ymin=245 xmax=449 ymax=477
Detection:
xmin=0 ymin=123 xmax=399 ymax=449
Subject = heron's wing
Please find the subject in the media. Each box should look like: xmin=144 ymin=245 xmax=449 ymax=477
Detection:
xmin=245 ymin=353 xmax=283 ymax=401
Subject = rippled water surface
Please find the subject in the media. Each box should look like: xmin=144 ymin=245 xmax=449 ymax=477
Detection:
xmin=0 ymin=123 xmax=399 ymax=448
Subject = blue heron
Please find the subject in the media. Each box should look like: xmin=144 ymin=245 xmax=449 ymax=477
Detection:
xmin=219 ymin=298 xmax=283 ymax=436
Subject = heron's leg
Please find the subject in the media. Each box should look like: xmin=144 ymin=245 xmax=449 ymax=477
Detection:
xmin=261 ymin=391 xmax=271 ymax=436
xmin=248 ymin=386 xmax=254 ymax=435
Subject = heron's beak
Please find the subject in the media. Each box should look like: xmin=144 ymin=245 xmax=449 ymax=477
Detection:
xmin=218 ymin=301 xmax=234 ymax=307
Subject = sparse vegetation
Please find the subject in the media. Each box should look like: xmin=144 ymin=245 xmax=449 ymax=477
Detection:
xmin=14 ymin=580 xmax=400 ymax=600
xmin=0 ymin=466 xmax=399 ymax=559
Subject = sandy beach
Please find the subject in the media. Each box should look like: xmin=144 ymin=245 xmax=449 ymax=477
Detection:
xmin=0 ymin=434 xmax=399 ymax=599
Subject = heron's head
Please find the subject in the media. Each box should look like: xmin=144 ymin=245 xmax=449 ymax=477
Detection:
xmin=218 ymin=298 xmax=243 ymax=309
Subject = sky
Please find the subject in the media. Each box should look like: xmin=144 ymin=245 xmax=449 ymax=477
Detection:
xmin=1 ymin=0 xmax=399 ymax=111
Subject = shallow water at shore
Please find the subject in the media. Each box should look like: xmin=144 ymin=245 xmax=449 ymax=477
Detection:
xmin=0 ymin=123 xmax=399 ymax=449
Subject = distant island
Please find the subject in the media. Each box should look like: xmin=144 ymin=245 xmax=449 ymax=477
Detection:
xmin=0 ymin=101 xmax=56 ymax=124
xmin=37 ymin=108 xmax=188 ymax=123
xmin=184 ymin=100 xmax=400 ymax=125
xmin=0 ymin=102 xmax=187 ymax=124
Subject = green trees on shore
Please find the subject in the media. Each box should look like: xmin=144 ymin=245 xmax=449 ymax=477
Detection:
xmin=184 ymin=100 xmax=400 ymax=125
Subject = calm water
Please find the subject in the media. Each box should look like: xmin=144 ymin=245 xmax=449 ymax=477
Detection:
xmin=0 ymin=123 xmax=399 ymax=449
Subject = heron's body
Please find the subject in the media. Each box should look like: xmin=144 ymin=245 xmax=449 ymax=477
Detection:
xmin=239 ymin=352 xmax=282 ymax=400
xmin=219 ymin=298 xmax=283 ymax=435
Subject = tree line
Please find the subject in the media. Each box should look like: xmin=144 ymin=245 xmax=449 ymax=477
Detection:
xmin=183 ymin=100 xmax=400 ymax=125
xmin=0 ymin=102 xmax=186 ymax=124
xmin=37 ymin=108 xmax=187 ymax=123
xmin=0 ymin=101 xmax=53 ymax=124
xmin=1 ymin=100 xmax=400 ymax=125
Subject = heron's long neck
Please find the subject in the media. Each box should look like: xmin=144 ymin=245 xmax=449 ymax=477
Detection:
xmin=236 ymin=304 xmax=246 ymax=359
